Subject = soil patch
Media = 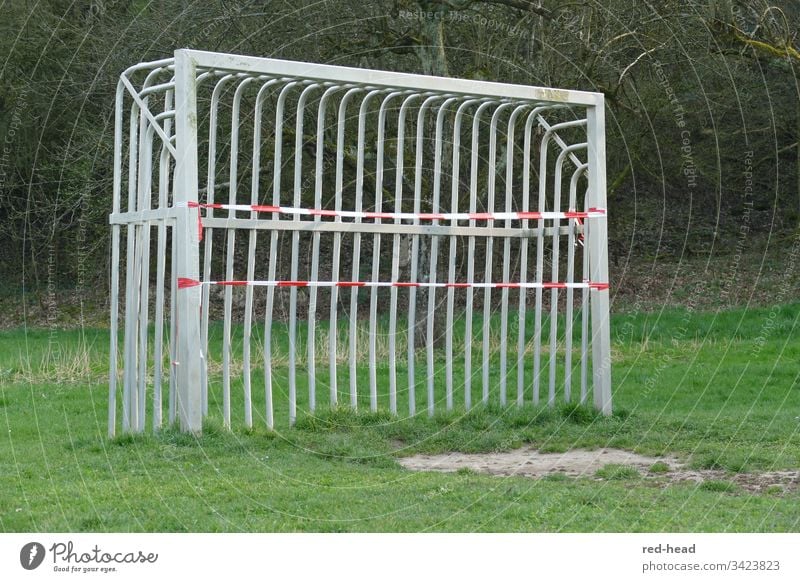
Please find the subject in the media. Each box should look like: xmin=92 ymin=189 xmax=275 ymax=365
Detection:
xmin=397 ymin=447 xmax=800 ymax=494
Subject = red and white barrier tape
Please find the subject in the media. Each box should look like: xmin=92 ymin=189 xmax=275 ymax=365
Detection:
xmin=179 ymin=201 xmax=606 ymax=222
xmin=178 ymin=278 xmax=609 ymax=291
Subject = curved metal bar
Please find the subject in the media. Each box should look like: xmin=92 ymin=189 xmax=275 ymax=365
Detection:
xmin=565 ymin=162 xmax=589 ymax=404
xmin=533 ymin=117 xmax=587 ymax=405
xmin=496 ymin=103 xmax=534 ymax=406
xmin=243 ymin=78 xmax=292 ymax=429
xmin=199 ymin=73 xmax=238 ymax=419
xmin=516 ymin=105 xmax=559 ymax=405
xmin=464 ymin=99 xmax=499 ymax=409
xmin=424 ymin=95 xmax=458 ymax=416
xmin=329 ymin=86 xmax=368 ymax=408
xmin=368 ymin=90 xmax=409 ymax=411
xmin=548 ymin=142 xmax=588 ymax=407
xmin=481 ymin=101 xmax=518 ymax=407
xmin=388 ymin=91 xmax=426 ymax=415
xmin=307 ymin=83 xmax=351 ymax=424
xmin=348 ymin=87 xmax=388 ymax=410
xmin=221 ymin=75 xmax=260 ymax=428
xmin=445 ymin=98 xmax=481 ymax=410
xmin=408 ymin=92 xmax=450 ymax=416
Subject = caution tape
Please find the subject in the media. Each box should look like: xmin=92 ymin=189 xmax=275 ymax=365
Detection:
xmin=179 ymin=201 xmax=606 ymax=222
xmin=178 ymin=278 xmax=609 ymax=291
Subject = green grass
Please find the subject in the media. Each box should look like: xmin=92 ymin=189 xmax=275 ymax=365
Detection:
xmin=698 ymin=480 xmax=739 ymax=494
xmin=595 ymin=464 xmax=641 ymax=481
xmin=648 ymin=461 xmax=670 ymax=474
xmin=1 ymin=303 xmax=799 ymax=532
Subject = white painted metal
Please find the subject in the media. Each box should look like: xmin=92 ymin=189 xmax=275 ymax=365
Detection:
xmin=109 ymin=49 xmax=612 ymax=436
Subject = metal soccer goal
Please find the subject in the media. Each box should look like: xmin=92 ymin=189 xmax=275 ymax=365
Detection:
xmin=109 ymin=49 xmax=612 ymax=436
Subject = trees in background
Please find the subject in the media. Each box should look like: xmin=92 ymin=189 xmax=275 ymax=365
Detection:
xmin=0 ymin=0 xmax=797 ymax=297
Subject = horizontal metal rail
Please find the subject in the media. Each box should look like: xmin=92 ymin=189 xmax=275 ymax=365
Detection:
xmin=185 ymin=49 xmax=603 ymax=106
xmin=198 ymin=217 xmax=579 ymax=238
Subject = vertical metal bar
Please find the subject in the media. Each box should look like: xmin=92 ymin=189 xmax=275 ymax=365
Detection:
xmin=565 ymin=164 xmax=588 ymax=402
xmin=465 ymin=100 xmax=496 ymax=409
xmin=308 ymin=85 xmax=343 ymax=423
xmin=369 ymin=91 xmax=403 ymax=412
xmin=330 ymin=87 xmax=362 ymax=408
xmin=173 ymin=49 xmax=203 ymax=433
xmin=109 ymin=81 xmax=125 ymax=438
xmin=516 ymin=113 xmax=533 ymax=406
xmin=136 ymin=116 xmax=155 ymax=433
xmin=446 ymin=99 xmax=477 ymax=409
xmin=547 ymin=148 xmax=566 ymax=406
xmin=499 ymin=106 xmax=529 ymax=406
xmin=248 ymin=78 xmax=283 ymax=430
xmin=586 ymin=101 xmax=612 ymax=415
xmin=153 ymin=156 xmax=168 ymax=430
xmin=201 ymin=75 xmax=235 ymax=418
xmin=409 ymin=94 xmax=440 ymax=416
xmin=550 ymin=143 xmax=588 ymax=407
xmin=284 ymin=83 xmax=320 ymax=426
xmin=350 ymin=89 xmax=383 ymax=409
xmin=482 ymin=102 xmax=513 ymax=405
xmin=581 ymin=194 xmax=590 ymax=405
xmin=122 ymin=99 xmax=140 ymax=433
xmin=168 ymin=218 xmax=177 ymax=425
xmin=153 ymin=92 xmax=174 ymax=431
xmin=533 ymin=117 xmax=587 ymax=405
xmin=222 ymin=77 xmax=257 ymax=429
xmin=389 ymin=93 xmax=422 ymax=415
xmin=532 ymin=125 xmax=549 ymax=407
xmin=127 ymin=68 xmax=166 ymax=432
xmin=426 ymin=97 xmax=457 ymax=416
xmin=516 ymin=107 xmax=548 ymax=406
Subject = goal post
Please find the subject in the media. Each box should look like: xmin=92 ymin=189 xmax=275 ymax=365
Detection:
xmin=173 ymin=50 xmax=203 ymax=433
xmin=108 ymin=48 xmax=612 ymax=436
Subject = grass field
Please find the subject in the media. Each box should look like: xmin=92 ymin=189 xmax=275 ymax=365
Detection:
xmin=1 ymin=303 xmax=799 ymax=532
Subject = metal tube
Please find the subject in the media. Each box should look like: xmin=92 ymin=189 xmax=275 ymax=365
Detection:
xmin=330 ymin=87 xmax=364 ymax=407
xmin=201 ymin=74 xmax=237 ymax=418
xmin=565 ymin=163 xmax=588 ymax=402
xmin=482 ymin=102 xmax=516 ymax=405
xmin=288 ymin=83 xmax=323 ymax=421
xmin=173 ymin=49 xmax=203 ymax=433
xmin=516 ymin=106 xmax=551 ymax=405
xmin=426 ymin=96 xmax=458 ymax=415
xmin=153 ymin=89 xmax=174 ymax=430
xmin=122 ymin=97 xmax=141 ymax=433
xmin=549 ymin=143 xmax=587 ymax=407
xmin=408 ymin=93 xmax=443 ymax=416
xmin=445 ymin=99 xmax=479 ymax=409
xmin=308 ymin=84 xmax=347 ymax=423
xmin=248 ymin=78 xmax=286 ymax=429
xmin=465 ymin=100 xmax=497 ymax=408
xmin=533 ymin=117 xmax=587 ymax=405
xmin=586 ymin=103 xmax=612 ymax=415
xmin=109 ymin=80 xmax=125 ymax=437
xmin=369 ymin=91 xmax=405 ymax=411
xmin=222 ymin=76 xmax=258 ymax=428
xmin=349 ymin=88 xmax=384 ymax=409
xmin=389 ymin=93 xmax=423 ymax=415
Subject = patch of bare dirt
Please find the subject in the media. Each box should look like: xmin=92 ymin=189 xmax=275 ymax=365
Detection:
xmin=397 ymin=447 xmax=800 ymax=494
